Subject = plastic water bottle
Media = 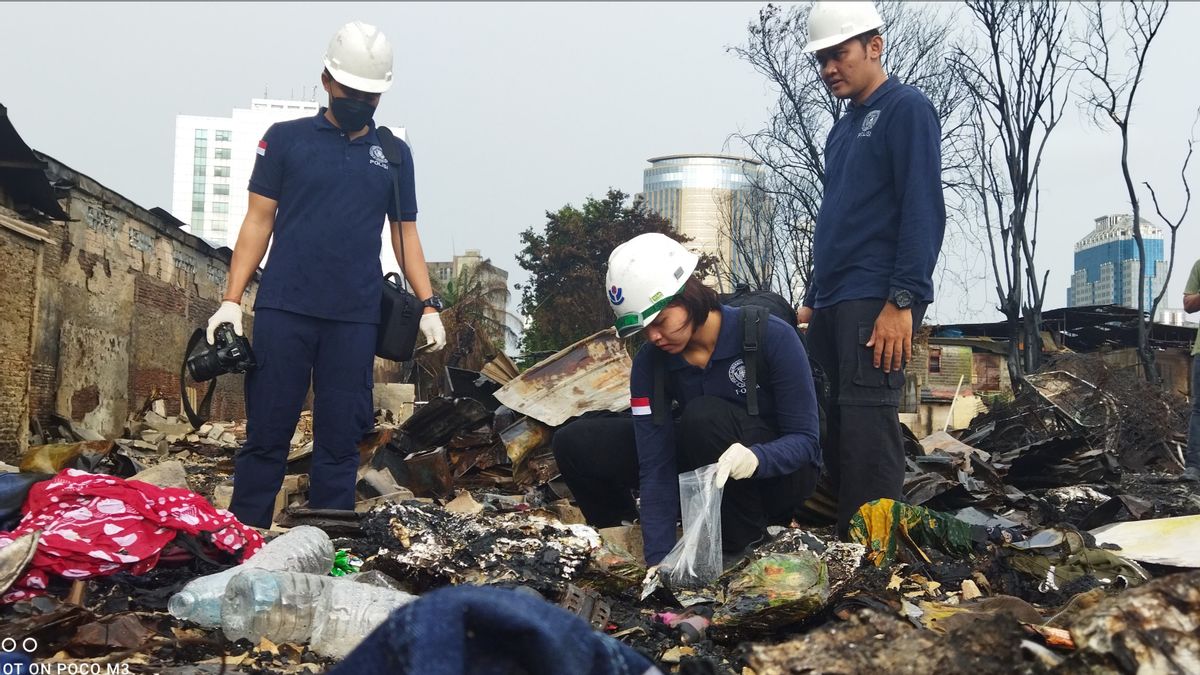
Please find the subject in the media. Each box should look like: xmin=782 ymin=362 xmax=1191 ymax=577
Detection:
xmin=220 ymin=569 xmax=334 ymax=644
xmin=168 ymin=525 xmax=335 ymax=627
xmin=311 ymin=578 xmax=417 ymax=657
xmin=220 ymin=569 xmax=416 ymax=657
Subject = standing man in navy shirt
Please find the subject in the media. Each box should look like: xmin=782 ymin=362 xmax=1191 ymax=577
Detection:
xmin=206 ymin=21 xmax=447 ymax=528
xmin=796 ymin=2 xmax=946 ymax=538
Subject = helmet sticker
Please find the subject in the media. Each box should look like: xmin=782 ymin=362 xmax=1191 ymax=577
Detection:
xmin=650 ymin=291 xmax=664 ymax=304
xmin=608 ymin=286 xmax=625 ymax=305
xmin=673 ymin=266 xmax=685 ymax=280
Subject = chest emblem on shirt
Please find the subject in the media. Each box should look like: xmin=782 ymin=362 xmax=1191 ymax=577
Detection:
xmin=859 ymin=110 xmax=881 ymax=138
xmin=729 ymin=359 xmax=747 ymax=391
xmin=369 ymin=145 xmax=389 ymax=170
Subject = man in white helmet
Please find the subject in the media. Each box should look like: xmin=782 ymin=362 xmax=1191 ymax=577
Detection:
xmin=795 ymin=2 xmax=945 ymax=538
xmin=553 ymin=233 xmax=822 ymax=569
xmin=206 ymin=21 xmax=446 ymax=528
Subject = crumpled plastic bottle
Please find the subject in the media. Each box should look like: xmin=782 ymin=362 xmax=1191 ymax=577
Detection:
xmin=167 ymin=525 xmax=335 ymax=627
xmin=220 ymin=568 xmax=416 ymax=657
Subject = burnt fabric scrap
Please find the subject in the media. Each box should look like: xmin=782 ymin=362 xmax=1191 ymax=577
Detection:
xmin=0 ymin=468 xmax=263 ymax=602
xmin=849 ymin=498 xmax=977 ymax=567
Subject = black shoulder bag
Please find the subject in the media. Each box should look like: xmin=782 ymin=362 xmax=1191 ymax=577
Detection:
xmin=374 ymin=126 xmax=423 ymax=362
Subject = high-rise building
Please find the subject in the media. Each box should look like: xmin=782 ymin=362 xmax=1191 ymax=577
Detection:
xmin=428 ymin=250 xmax=516 ymax=350
xmin=171 ymin=98 xmax=320 ymax=247
xmin=640 ymin=154 xmax=765 ymax=290
xmin=1068 ymin=214 xmax=1167 ymax=312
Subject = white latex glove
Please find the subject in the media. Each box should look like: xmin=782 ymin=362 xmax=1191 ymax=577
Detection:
xmin=206 ymin=301 xmax=244 ymax=345
xmin=715 ymin=443 xmax=760 ymax=488
xmin=419 ymin=311 xmax=447 ymax=352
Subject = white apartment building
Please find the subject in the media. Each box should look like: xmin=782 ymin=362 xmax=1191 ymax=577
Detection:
xmin=170 ymin=98 xmax=320 ymax=248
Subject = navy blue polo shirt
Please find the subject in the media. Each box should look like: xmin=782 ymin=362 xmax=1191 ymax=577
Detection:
xmin=806 ymin=77 xmax=945 ymax=309
xmin=248 ymin=110 xmax=418 ymax=324
xmin=629 ymin=305 xmax=821 ymax=565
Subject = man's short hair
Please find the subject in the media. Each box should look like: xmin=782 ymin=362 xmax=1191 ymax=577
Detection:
xmin=855 ymin=29 xmax=881 ymax=47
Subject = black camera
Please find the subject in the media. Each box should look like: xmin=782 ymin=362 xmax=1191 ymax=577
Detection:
xmin=186 ymin=323 xmax=256 ymax=382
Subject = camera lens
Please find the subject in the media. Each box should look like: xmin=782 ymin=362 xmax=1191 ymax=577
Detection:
xmin=187 ymin=349 xmax=224 ymax=382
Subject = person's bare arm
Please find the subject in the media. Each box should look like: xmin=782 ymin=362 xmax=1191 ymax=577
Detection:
xmin=222 ymin=193 xmax=277 ymax=302
xmin=1184 ymin=292 xmax=1200 ymax=314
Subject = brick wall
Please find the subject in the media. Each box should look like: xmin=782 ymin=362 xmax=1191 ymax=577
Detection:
xmin=127 ymin=274 xmax=250 ymax=420
xmin=0 ymin=222 xmax=41 ymax=462
xmin=14 ymin=156 xmax=261 ymax=439
xmin=3 ymin=152 xmax=414 ymax=452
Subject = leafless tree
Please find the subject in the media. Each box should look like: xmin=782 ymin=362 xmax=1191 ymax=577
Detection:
xmin=1076 ymin=0 xmax=1192 ymax=383
xmin=711 ymin=172 xmax=812 ymax=305
xmin=1144 ymin=111 xmax=1197 ymax=331
xmin=951 ymin=0 xmax=1074 ymax=387
xmin=728 ymin=1 xmax=972 ymax=311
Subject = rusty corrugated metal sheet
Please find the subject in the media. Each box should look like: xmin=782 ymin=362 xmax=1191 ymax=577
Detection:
xmin=495 ymin=329 xmax=632 ymax=426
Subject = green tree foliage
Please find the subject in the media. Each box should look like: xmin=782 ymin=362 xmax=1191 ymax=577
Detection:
xmin=516 ymin=189 xmax=713 ymax=355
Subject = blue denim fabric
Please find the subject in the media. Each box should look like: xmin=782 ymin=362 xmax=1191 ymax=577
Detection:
xmin=330 ymin=585 xmax=659 ymax=675
xmin=1188 ymin=356 xmax=1200 ymax=470
xmin=0 ymin=653 xmax=31 ymax=673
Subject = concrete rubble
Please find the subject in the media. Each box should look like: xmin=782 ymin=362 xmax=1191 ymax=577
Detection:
xmin=0 ymin=350 xmax=1198 ymax=673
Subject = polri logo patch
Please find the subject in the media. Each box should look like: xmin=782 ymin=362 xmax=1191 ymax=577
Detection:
xmin=369 ymin=145 xmax=389 ymax=170
xmin=729 ymin=358 xmax=747 ymax=389
xmin=859 ymin=110 xmax=881 ymax=138
xmin=609 ymin=286 xmax=625 ymax=305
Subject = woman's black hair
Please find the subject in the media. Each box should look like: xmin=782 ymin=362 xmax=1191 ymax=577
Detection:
xmin=669 ymin=276 xmax=722 ymax=330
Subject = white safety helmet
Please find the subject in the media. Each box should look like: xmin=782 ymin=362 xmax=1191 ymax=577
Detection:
xmin=802 ymin=1 xmax=884 ymax=54
xmin=606 ymin=233 xmax=700 ymax=338
xmin=323 ymin=21 xmax=394 ymax=94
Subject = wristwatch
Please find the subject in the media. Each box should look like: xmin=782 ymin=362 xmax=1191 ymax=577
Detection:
xmin=421 ymin=295 xmax=445 ymax=311
xmin=888 ymin=287 xmax=914 ymax=309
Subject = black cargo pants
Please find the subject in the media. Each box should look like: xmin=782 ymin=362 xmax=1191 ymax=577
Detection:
xmin=553 ymin=396 xmax=817 ymax=555
xmin=806 ymin=298 xmax=926 ymax=539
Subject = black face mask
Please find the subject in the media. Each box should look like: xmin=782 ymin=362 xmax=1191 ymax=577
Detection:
xmin=330 ymin=97 xmax=376 ymax=131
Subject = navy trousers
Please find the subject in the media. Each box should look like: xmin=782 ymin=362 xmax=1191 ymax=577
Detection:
xmin=230 ymin=308 xmax=376 ymax=528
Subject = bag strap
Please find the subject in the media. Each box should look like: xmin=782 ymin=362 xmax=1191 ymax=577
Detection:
xmin=375 ymin=126 xmax=409 ymax=290
xmin=741 ymin=306 xmax=769 ymax=416
xmin=651 ymin=349 xmax=669 ymax=425
xmin=181 ymin=328 xmax=217 ymax=430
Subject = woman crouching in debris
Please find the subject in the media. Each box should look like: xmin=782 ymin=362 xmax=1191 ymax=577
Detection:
xmin=552 ymin=233 xmax=822 ymax=573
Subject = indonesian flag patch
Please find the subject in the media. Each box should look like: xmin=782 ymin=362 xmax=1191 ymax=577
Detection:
xmin=631 ymin=397 xmax=651 ymax=416
xmin=256 ymin=140 xmax=267 ymax=156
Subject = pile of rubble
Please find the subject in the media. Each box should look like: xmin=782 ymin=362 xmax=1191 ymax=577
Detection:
xmin=2 ymin=339 xmax=1199 ymax=673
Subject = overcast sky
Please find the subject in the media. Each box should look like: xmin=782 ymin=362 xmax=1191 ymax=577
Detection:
xmin=3 ymin=2 xmax=1198 ymax=325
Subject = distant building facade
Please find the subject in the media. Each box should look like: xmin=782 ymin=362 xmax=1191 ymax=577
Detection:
xmin=1068 ymin=214 xmax=1167 ymax=313
xmin=172 ymin=98 xmax=411 ymax=252
xmin=171 ymin=98 xmax=320 ymax=247
xmin=640 ymin=153 xmax=765 ymax=290
xmin=428 ymin=250 xmax=516 ymax=351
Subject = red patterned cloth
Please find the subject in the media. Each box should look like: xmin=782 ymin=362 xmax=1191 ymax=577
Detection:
xmin=0 ymin=468 xmax=263 ymax=602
